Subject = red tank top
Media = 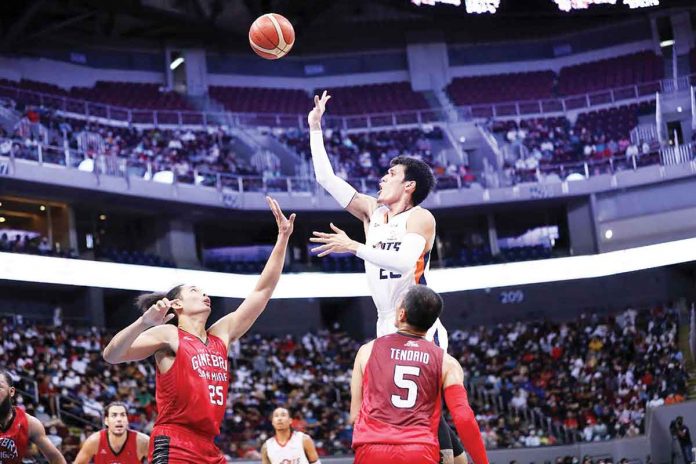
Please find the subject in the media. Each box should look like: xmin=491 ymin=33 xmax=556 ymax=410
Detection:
xmin=0 ymin=407 xmax=29 ymax=464
xmin=154 ymin=328 xmax=230 ymax=438
xmin=352 ymin=333 xmax=443 ymax=448
xmin=95 ymin=429 xmax=140 ymax=464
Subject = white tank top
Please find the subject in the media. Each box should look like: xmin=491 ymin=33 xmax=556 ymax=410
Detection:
xmin=265 ymin=431 xmax=310 ymax=464
xmin=365 ymin=205 xmax=448 ymax=350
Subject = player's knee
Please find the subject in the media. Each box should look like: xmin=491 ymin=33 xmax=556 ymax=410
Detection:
xmin=453 ymin=452 xmax=468 ymax=464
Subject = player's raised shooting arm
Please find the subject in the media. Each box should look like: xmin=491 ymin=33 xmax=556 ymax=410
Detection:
xmin=308 ymin=91 xmax=377 ymax=221
xmin=442 ymin=354 xmax=489 ymax=464
xmin=73 ymin=431 xmax=100 ymax=464
xmin=27 ymin=415 xmax=67 ymax=464
xmin=209 ymin=197 xmax=294 ymax=346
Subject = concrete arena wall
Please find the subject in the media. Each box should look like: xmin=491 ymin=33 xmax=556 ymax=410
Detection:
xmin=0 ymin=56 xmax=165 ymax=89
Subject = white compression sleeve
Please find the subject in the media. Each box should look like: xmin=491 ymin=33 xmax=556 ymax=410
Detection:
xmin=356 ymin=233 xmax=427 ymax=275
xmin=310 ymin=129 xmax=357 ymax=208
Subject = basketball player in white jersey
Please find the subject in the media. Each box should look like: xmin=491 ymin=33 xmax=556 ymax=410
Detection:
xmin=308 ymin=90 xmax=447 ymax=349
xmin=307 ymin=91 xmax=466 ymax=464
xmin=261 ymin=407 xmax=321 ymax=464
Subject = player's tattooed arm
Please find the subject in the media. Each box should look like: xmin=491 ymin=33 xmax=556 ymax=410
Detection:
xmin=303 ymin=434 xmax=320 ymax=463
xmin=260 ymin=442 xmax=271 ymax=464
xmin=27 ymin=415 xmax=67 ymax=464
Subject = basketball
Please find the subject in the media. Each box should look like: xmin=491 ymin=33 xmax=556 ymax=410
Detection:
xmin=248 ymin=13 xmax=295 ymax=60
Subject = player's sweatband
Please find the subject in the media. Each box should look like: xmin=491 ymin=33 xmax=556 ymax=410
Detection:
xmin=356 ymin=232 xmax=426 ymax=275
xmin=310 ymin=460 xmax=322 ymax=464
xmin=444 ymin=385 xmax=489 ymax=464
xmin=310 ymin=129 xmax=357 ymax=208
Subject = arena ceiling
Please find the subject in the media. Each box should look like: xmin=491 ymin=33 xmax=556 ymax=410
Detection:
xmin=0 ymin=0 xmax=694 ymax=55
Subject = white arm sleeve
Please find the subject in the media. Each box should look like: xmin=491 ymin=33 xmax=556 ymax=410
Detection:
xmin=356 ymin=233 xmax=427 ymax=275
xmin=310 ymin=129 xmax=357 ymax=208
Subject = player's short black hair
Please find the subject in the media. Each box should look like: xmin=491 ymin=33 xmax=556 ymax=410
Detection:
xmin=402 ymin=285 xmax=443 ymax=332
xmin=390 ymin=156 xmax=435 ymax=206
xmin=135 ymin=284 xmax=185 ymax=326
xmin=0 ymin=369 xmax=14 ymax=387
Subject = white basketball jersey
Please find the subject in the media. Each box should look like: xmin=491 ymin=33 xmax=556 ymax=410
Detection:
xmin=265 ymin=431 xmax=310 ymax=464
xmin=365 ymin=205 xmax=448 ymax=351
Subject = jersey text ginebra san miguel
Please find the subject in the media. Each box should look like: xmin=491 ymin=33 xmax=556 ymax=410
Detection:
xmin=0 ymin=407 xmax=29 ymax=464
xmin=154 ymin=328 xmax=230 ymax=438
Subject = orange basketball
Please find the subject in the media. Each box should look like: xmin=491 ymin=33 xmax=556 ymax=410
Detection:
xmin=248 ymin=13 xmax=295 ymax=60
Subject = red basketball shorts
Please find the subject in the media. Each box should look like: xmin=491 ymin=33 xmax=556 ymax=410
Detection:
xmin=354 ymin=443 xmax=440 ymax=464
xmin=149 ymin=425 xmax=225 ymax=464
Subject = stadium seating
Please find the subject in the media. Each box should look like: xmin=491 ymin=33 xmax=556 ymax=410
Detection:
xmin=447 ymin=71 xmax=555 ymax=106
xmin=446 ymin=52 xmax=663 ymax=108
xmin=1 ymin=305 xmax=686 ymax=459
xmin=492 ymin=101 xmax=660 ymax=181
xmin=69 ymin=81 xmax=192 ymax=111
xmin=321 ymin=82 xmax=430 ymax=115
xmin=558 ymin=52 xmax=663 ymax=96
xmin=209 ymin=86 xmax=311 ymax=114
xmin=95 ymin=247 xmax=176 ymax=268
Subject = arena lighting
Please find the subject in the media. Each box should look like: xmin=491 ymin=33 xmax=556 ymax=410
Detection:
xmin=553 ymin=0 xmax=616 ymax=12
xmin=410 ymin=0 xmax=498 ymax=10
xmin=0 ymin=217 xmax=5 ymax=223
xmin=465 ymin=0 xmax=499 ymax=14
xmin=169 ymin=57 xmax=185 ymax=70
xmin=411 ymin=0 xmax=462 ymax=6
xmin=2 ymin=236 xmax=696 ymax=298
xmin=624 ymin=0 xmax=658 ymax=7
xmin=660 ymin=39 xmax=675 ymax=48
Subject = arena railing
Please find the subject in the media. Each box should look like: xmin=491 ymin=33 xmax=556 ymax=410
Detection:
xmin=2 ymin=137 xmax=685 ymax=194
xmin=0 ymin=74 xmax=692 ymax=130
xmin=456 ymin=76 xmax=692 ymax=120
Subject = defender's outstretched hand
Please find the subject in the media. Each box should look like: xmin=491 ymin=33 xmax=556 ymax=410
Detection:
xmin=267 ymin=196 xmax=295 ymax=239
xmin=308 ymin=90 xmax=331 ymax=130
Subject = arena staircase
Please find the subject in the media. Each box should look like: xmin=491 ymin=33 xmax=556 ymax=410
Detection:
xmin=192 ymin=94 xmax=299 ymax=176
xmin=233 ymin=126 xmax=303 ymax=176
xmin=678 ymin=306 xmax=696 ymax=400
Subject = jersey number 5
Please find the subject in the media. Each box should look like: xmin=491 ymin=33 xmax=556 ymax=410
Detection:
xmin=208 ymin=385 xmax=224 ymax=405
xmin=391 ymin=365 xmax=421 ymax=408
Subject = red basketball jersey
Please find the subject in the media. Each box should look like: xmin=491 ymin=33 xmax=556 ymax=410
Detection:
xmin=154 ymin=328 xmax=230 ymax=438
xmin=0 ymin=407 xmax=29 ymax=464
xmin=95 ymin=429 xmax=140 ymax=464
xmin=352 ymin=333 xmax=443 ymax=448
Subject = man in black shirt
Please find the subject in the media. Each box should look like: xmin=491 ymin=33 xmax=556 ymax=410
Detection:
xmin=673 ymin=416 xmax=693 ymax=464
